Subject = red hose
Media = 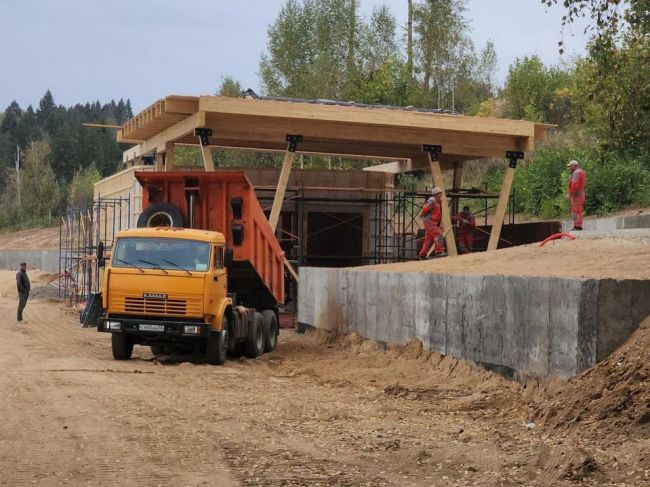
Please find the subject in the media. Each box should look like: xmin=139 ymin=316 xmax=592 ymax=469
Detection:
xmin=539 ymin=232 xmax=576 ymax=247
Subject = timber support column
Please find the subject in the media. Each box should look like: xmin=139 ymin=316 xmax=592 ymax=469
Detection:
xmin=154 ymin=150 xmax=164 ymax=171
xmin=268 ymin=134 xmax=302 ymax=232
xmin=195 ymin=128 xmax=215 ymax=171
xmin=423 ymin=144 xmax=458 ymax=256
xmin=164 ymin=142 xmax=175 ymax=172
xmin=487 ymin=151 xmax=524 ymax=251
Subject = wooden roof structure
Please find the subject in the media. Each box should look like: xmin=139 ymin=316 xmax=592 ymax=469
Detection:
xmin=118 ymin=94 xmax=554 ymax=260
xmin=119 ymin=95 xmax=551 ymax=169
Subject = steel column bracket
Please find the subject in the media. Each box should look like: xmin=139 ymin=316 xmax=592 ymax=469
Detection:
xmin=506 ymin=151 xmax=524 ymax=168
xmin=286 ymin=134 xmax=303 ymax=152
xmin=194 ymin=128 xmax=213 ymax=147
xmin=422 ymin=144 xmax=443 ymax=160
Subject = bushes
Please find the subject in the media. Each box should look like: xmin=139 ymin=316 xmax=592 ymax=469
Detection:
xmin=486 ymin=145 xmax=650 ymax=219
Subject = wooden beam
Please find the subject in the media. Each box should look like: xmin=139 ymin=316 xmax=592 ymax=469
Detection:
xmin=154 ymin=151 xmax=164 ymax=171
xmin=200 ymin=143 xmax=214 ymax=172
xmin=268 ymin=144 xmax=296 ymax=232
xmin=121 ymin=111 xmax=205 ymax=163
xmin=487 ymin=164 xmax=516 ymax=251
xmin=284 ymin=257 xmax=299 ymax=282
xmin=164 ymin=143 xmax=174 ymax=172
xmin=198 ymin=95 xmax=535 ymax=138
xmin=425 ymin=151 xmax=458 ymax=256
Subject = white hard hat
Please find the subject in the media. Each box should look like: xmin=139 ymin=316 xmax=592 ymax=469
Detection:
xmin=567 ymin=160 xmax=580 ymax=167
xmin=431 ymin=187 xmax=443 ymax=195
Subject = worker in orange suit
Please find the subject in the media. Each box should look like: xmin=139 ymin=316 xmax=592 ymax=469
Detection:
xmin=567 ymin=160 xmax=586 ymax=230
xmin=419 ymin=187 xmax=446 ymax=259
xmin=453 ymin=206 xmax=475 ymax=254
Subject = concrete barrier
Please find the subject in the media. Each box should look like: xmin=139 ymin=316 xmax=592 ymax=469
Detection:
xmin=561 ymin=213 xmax=650 ymax=232
xmin=298 ymin=267 xmax=650 ymax=379
xmin=0 ymin=250 xmax=59 ymax=273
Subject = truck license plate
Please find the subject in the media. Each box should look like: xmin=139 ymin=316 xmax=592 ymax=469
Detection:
xmin=139 ymin=324 xmax=165 ymax=332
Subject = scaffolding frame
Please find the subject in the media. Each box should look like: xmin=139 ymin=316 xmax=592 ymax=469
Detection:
xmin=58 ymin=197 xmax=130 ymax=306
xmin=255 ymin=185 xmax=515 ymax=271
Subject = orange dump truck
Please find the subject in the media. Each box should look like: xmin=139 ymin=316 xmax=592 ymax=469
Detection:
xmin=97 ymin=171 xmax=284 ymax=365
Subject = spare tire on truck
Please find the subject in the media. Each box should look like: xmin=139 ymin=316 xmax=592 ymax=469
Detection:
xmin=137 ymin=203 xmax=185 ymax=228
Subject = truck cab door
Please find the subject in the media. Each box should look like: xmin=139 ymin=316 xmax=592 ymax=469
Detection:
xmin=207 ymin=246 xmax=228 ymax=312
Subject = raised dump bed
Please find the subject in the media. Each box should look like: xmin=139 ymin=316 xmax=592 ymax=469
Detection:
xmin=298 ymin=236 xmax=650 ymax=379
xmin=135 ymin=171 xmax=284 ymax=307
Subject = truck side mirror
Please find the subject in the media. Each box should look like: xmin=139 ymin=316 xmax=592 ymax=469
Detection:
xmin=97 ymin=241 xmax=105 ymax=268
xmin=224 ymin=247 xmax=234 ymax=270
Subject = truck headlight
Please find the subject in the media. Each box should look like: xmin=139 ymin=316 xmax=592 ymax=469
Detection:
xmin=183 ymin=325 xmax=201 ymax=335
xmin=106 ymin=321 xmax=121 ymax=330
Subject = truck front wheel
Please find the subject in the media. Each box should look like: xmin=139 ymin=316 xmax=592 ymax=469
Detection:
xmin=206 ymin=317 xmax=228 ymax=365
xmin=261 ymin=310 xmax=278 ymax=353
xmin=112 ymin=333 xmax=133 ymax=360
xmin=245 ymin=313 xmax=265 ymax=358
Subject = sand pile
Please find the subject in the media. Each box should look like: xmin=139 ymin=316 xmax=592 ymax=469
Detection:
xmin=531 ymin=314 xmax=650 ymax=439
xmin=359 ymin=236 xmax=650 ymax=280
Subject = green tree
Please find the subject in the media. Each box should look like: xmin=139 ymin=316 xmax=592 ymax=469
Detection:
xmin=68 ymin=165 xmax=101 ymax=208
xmin=260 ymin=0 xmax=357 ymax=99
xmin=217 ymin=76 xmax=243 ymax=97
xmin=21 ymin=140 xmax=61 ymax=224
xmin=412 ymin=0 xmax=472 ymax=109
xmin=502 ymin=56 xmax=573 ymax=123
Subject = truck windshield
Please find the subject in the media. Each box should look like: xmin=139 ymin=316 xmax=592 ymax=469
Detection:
xmin=112 ymin=237 xmax=211 ymax=272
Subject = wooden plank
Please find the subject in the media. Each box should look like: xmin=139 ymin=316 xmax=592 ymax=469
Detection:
xmin=164 ymin=96 xmax=200 ymax=114
xmin=426 ymin=152 xmax=458 ymax=257
xmin=200 ymin=143 xmax=214 ymax=172
xmin=122 ymin=111 xmax=205 ymax=162
xmin=202 ymin=113 xmax=525 ymax=159
xmin=268 ymin=147 xmax=296 ymax=232
xmin=487 ymin=164 xmax=516 ymax=251
xmin=199 ymin=95 xmax=535 ymax=138
xmin=283 ymin=257 xmax=299 ymax=282
xmin=165 ymin=143 xmax=174 ymax=172
xmin=154 ymin=151 xmax=164 ymax=171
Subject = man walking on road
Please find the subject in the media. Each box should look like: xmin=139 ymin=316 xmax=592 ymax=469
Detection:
xmin=16 ymin=262 xmax=30 ymax=322
xmin=453 ymin=206 xmax=476 ymax=254
xmin=567 ymin=160 xmax=586 ymax=231
xmin=419 ymin=187 xmax=446 ymax=259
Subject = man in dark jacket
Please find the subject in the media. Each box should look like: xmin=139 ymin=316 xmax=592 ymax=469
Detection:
xmin=16 ymin=262 xmax=30 ymax=322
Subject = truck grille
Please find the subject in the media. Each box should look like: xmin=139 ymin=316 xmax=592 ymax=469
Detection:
xmin=124 ymin=296 xmax=187 ymax=316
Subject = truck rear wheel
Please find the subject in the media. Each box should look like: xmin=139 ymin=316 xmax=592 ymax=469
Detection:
xmin=261 ymin=310 xmax=278 ymax=353
xmin=245 ymin=312 xmax=265 ymax=358
xmin=112 ymin=333 xmax=133 ymax=360
xmin=206 ymin=317 xmax=228 ymax=365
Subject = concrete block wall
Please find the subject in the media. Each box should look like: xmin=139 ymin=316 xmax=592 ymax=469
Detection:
xmin=298 ymin=268 xmax=650 ymax=379
xmin=0 ymin=250 xmax=59 ymax=273
xmin=561 ymin=213 xmax=650 ymax=232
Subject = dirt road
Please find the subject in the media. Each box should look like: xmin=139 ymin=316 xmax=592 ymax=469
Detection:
xmin=1 ymin=271 xmax=648 ymax=486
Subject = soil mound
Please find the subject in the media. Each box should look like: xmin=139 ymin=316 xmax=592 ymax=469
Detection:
xmin=531 ymin=314 xmax=650 ymax=439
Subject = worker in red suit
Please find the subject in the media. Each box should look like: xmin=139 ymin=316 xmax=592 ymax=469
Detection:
xmin=453 ymin=206 xmax=476 ymax=254
xmin=567 ymin=160 xmax=586 ymax=230
xmin=419 ymin=187 xmax=446 ymax=259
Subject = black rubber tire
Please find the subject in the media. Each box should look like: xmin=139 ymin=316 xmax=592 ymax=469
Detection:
xmin=150 ymin=345 xmax=163 ymax=355
xmin=245 ymin=312 xmax=265 ymax=358
xmin=112 ymin=333 xmax=133 ymax=360
xmin=206 ymin=317 xmax=228 ymax=365
xmin=229 ymin=342 xmax=245 ymax=358
xmin=137 ymin=203 xmax=185 ymax=228
xmin=261 ymin=310 xmax=278 ymax=353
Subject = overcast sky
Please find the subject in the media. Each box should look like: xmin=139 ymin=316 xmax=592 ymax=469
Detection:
xmin=0 ymin=0 xmax=590 ymax=112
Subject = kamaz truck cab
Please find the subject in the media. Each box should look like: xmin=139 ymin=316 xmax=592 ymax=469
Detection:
xmin=97 ymin=227 xmax=278 ymax=364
